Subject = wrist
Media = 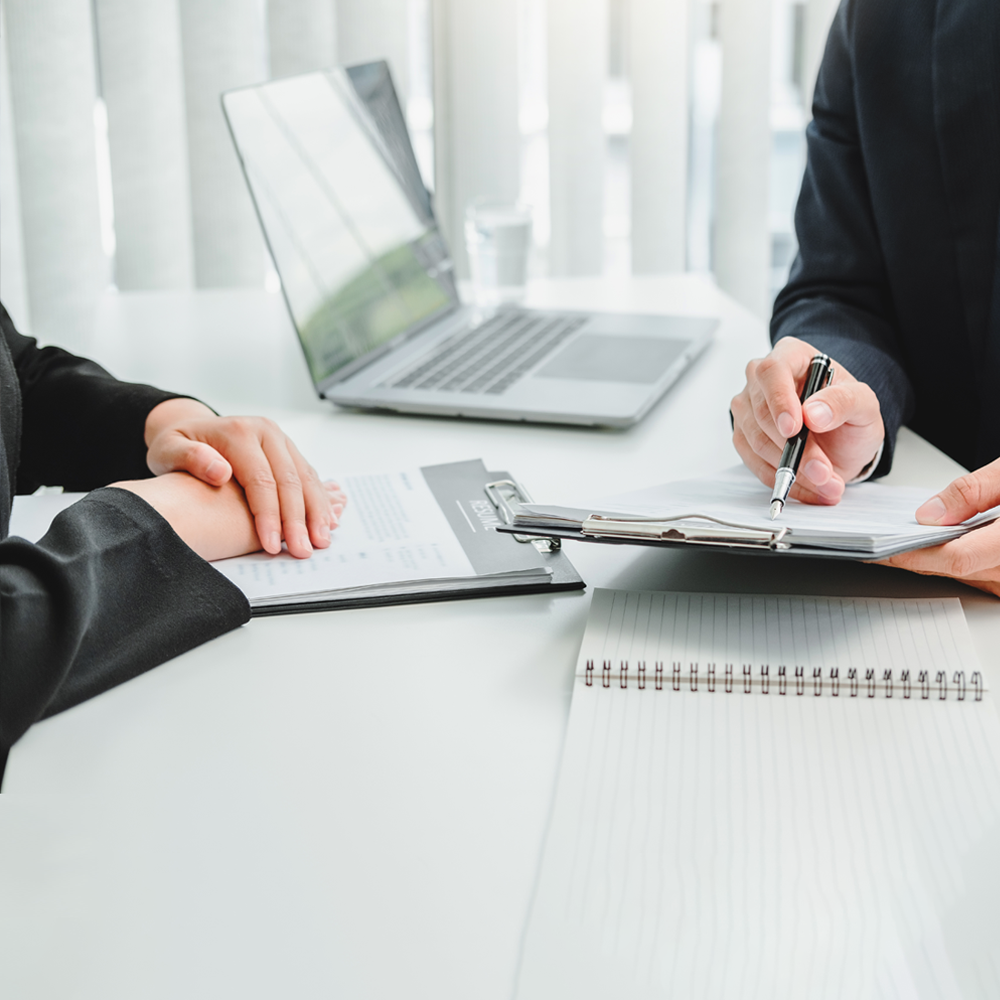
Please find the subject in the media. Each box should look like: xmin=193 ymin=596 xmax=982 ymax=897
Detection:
xmin=848 ymin=438 xmax=885 ymax=484
xmin=110 ymin=473 xmax=260 ymax=561
xmin=145 ymin=397 xmax=216 ymax=447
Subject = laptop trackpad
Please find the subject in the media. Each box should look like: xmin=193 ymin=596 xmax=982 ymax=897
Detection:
xmin=535 ymin=334 xmax=688 ymax=384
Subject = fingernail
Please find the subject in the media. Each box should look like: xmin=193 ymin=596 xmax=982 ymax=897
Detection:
xmin=205 ymin=458 xmax=225 ymax=479
xmin=777 ymin=412 xmax=796 ymax=438
xmin=268 ymin=531 xmax=281 ymax=553
xmin=915 ymin=496 xmax=947 ymax=524
xmin=803 ymin=401 xmax=833 ymax=430
xmin=804 ymin=459 xmax=831 ymax=486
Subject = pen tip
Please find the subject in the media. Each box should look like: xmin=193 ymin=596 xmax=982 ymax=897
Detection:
xmin=769 ymin=500 xmax=782 ymax=521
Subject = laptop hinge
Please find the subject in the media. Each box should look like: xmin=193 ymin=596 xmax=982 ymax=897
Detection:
xmin=318 ymin=300 xmax=464 ymax=393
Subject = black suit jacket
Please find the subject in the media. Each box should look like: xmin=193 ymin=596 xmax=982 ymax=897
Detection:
xmin=772 ymin=0 xmax=1000 ymax=475
xmin=0 ymin=305 xmax=249 ymax=786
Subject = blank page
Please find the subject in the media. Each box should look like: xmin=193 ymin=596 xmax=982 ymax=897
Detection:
xmin=516 ymin=591 xmax=1000 ymax=999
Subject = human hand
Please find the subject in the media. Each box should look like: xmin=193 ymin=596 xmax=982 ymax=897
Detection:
xmin=730 ymin=336 xmax=884 ymax=505
xmin=144 ymin=398 xmax=347 ymax=558
xmin=879 ymin=460 xmax=1000 ymax=597
xmin=110 ymin=472 xmax=262 ymax=562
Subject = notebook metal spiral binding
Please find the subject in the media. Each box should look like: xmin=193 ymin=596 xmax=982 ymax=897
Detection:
xmin=583 ymin=660 xmax=986 ymax=700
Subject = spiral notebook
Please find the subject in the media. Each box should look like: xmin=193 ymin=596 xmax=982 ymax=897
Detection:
xmin=515 ymin=589 xmax=1000 ymax=999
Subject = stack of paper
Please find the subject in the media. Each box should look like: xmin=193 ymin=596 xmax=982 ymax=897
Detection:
xmin=511 ymin=466 xmax=1000 ymax=559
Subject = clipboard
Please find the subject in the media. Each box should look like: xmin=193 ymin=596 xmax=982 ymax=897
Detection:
xmin=245 ymin=459 xmax=585 ymax=614
xmin=490 ymin=463 xmax=1000 ymax=560
xmin=496 ymin=500 xmax=993 ymax=561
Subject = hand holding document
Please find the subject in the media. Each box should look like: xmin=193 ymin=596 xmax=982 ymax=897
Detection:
xmin=879 ymin=454 xmax=1000 ymax=597
xmin=507 ymin=465 xmax=1000 ymax=560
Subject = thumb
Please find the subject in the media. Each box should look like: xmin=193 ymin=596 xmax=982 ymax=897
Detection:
xmin=801 ymin=380 xmax=881 ymax=434
xmin=148 ymin=431 xmax=233 ymax=485
xmin=915 ymin=460 xmax=1000 ymax=525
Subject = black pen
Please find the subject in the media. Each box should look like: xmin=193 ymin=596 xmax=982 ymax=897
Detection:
xmin=769 ymin=353 xmax=833 ymax=520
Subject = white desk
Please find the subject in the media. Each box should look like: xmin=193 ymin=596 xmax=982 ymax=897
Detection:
xmin=3 ymin=277 xmax=997 ymax=1000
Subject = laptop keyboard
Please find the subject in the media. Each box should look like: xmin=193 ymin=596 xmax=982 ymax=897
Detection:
xmin=380 ymin=312 xmax=586 ymax=395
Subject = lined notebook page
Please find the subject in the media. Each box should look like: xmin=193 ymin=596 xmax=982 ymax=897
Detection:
xmin=516 ymin=591 xmax=1000 ymax=1000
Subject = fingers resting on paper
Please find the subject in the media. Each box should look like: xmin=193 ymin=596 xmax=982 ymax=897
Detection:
xmin=878 ymin=459 xmax=1000 ymax=596
xmin=144 ymin=398 xmax=347 ymax=559
xmin=730 ymin=337 xmax=884 ymax=505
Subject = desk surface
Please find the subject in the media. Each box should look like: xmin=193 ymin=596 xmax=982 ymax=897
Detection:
xmin=3 ymin=277 xmax=996 ymax=1000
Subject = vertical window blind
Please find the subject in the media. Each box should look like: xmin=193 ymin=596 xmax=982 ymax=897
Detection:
xmin=0 ymin=0 xmax=840 ymax=348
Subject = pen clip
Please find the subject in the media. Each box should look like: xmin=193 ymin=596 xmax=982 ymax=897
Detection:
xmin=802 ymin=353 xmax=833 ymax=401
xmin=485 ymin=479 xmax=561 ymax=551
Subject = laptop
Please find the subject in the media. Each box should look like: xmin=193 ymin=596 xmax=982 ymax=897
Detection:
xmin=222 ymin=62 xmax=718 ymax=428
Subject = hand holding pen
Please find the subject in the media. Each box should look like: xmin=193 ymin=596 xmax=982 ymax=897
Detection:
xmin=729 ymin=337 xmax=885 ymax=510
xmin=770 ymin=353 xmax=833 ymax=519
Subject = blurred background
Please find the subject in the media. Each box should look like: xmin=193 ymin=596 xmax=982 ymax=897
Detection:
xmin=0 ymin=0 xmax=839 ymax=349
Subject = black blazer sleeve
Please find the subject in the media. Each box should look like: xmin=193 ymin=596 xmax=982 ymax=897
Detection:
xmin=1 ymin=489 xmax=250 ymax=764
xmin=0 ymin=308 xmax=250 ymax=785
xmin=770 ymin=1 xmax=916 ymax=478
xmin=2 ymin=303 xmax=185 ymax=494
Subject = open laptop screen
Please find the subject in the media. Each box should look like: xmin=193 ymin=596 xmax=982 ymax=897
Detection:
xmin=223 ymin=65 xmax=456 ymax=387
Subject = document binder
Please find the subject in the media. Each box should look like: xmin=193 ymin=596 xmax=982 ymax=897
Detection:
xmin=498 ymin=466 xmax=1000 ymax=560
xmin=214 ymin=459 xmax=585 ymax=614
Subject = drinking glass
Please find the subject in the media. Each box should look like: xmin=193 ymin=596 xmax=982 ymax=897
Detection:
xmin=464 ymin=199 xmax=532 ymax=307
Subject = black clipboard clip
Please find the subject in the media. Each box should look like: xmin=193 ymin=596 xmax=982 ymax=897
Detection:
xmin=485 ymin=478 xmax=561 ymax=552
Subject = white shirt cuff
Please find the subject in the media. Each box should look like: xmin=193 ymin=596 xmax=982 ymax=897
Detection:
xmin=847 ymin=438 xmax=885 ymax=484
